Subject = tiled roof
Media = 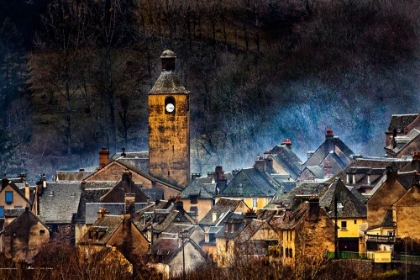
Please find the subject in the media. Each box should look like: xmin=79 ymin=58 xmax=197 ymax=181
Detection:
xmin=397 ymin=171 xmax=416 ymax=190
xmin=147 ymin=237 xmax=179 ymax=263
xmin=199 ymin=198 xmax=249 ymax=226
xmin=38 ymin=182 xmax=82 ymax=223
xmin=386 ymin=114 xmax=418 ymax=133
xmin=302 ymin=166 xmax=325 ymax=179
xmin=4 ymin=208 xmax=25 ymax=217
xmin=319 ymin=179 xmax=366 ymax=218
xmin=385 ymin=129 xmax=420 ymax=155
xmin=217 ymin=168 xmax=278 ymax=198
xmin=153 ymin=210 xmax=194 ymax=232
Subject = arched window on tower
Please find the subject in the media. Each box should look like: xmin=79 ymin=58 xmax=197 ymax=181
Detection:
xmin=165 ymin=96 xmax=175 ymax=114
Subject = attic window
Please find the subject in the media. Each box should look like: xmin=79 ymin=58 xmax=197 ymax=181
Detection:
xmin=40 ymin=230 xmax=45 ymax=234
xmin=49 ymin=191 xmax=54 ymax=196
xmin=5 ymin=191 xmax=13 ymax=204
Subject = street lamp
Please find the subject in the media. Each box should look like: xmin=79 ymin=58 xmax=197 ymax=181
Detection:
xmin=179 ymin=229 xmax=189 ymax=280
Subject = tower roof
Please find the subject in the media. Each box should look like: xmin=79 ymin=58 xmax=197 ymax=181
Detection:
xmin=149 ymin=49 xmax=189 ymax=95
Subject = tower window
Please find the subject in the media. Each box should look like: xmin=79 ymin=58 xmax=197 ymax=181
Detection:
xmin=165 ymin=96 xmax=175 ymax=114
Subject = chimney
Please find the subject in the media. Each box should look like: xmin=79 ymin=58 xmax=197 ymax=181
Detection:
xmin=215 ymin=166 xmax=223 ymax=181
xmin=325 ymin=129 xmax=334 ymax=154
xmin=161 ymin=50 xmax=176 ymax=71
xmin=121 ymin=147 xmax=126 ymax=157
xmin=413 ymin=152 xmax=420 ymax=172
xmin=308 ymin=197 xmax=320 ymax=221
xmin=175 ymin=200 xmax=185 ymax=215
xmin=25 ymin=183 xmax=30 ymax=201
xmin=99 ymin=148 xmax=110 ymax=169
xmin=254 ymin=156 xmax=265 ymax=171
xmin=404 ymin=126 xmax=409 ymax=135
xmin=124 ymin=193 xmax=136 ymax=214
xmin=217 ymin=174 xmax=227 ymax=193
xmin=1 ymin=173 xmax=8 ymax=189
xmin=42 ymin=173 xmax=47 ymax=188
xmin=232 ymin=169 xmax=239 ymax=177
xmin=281 ymin=139 xmax=292 ymax=149
xmin=36 ymin=179 xmax=43 ymax=195
xmin=386 ymin=165 xmax=397 ymax=183
xmin=97 ymin=207 xmax=109 ymax=219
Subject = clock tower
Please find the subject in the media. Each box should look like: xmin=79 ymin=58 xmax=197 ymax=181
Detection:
xmin=148 ymin=50 xmax=190 ymax=188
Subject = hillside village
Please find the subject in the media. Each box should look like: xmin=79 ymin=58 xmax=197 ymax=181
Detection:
xmin=2 ymin=50 xmax=420 ymax=278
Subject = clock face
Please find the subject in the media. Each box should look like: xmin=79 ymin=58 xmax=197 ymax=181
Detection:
xmin=166 ymin=103 xmax=175 ymax=113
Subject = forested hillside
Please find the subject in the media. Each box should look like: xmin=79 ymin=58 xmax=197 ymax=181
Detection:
xmin=0 ymin=0 xmax=419 ymax=181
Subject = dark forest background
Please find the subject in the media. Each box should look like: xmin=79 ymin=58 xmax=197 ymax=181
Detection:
xmin=0 ymin=0 xmax=419 ymax=181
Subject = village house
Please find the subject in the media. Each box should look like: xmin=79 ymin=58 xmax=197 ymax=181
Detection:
xmin=271 ymin=198 xmax=335 ymax=264
xmin=319 ymin=179 xmax=367 ymax=253
xmin=0 ymin=207 xmax=50 ymax=263
xmin=216 ymin=162 xmax=279 ymax=210
xmin=77 ymin=210 xmax=149 ymax=261
xmin=298 ymin=129 xmax=356 ymax=182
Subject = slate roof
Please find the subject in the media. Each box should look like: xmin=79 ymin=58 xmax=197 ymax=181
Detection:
xmin=85 ymin=202 xmax=148 ymax=224
xmin=199 ymin=198 xmax=249 ymax=227
xmin=217 ymin=168 xmax=278 ymax=198
xmin=180 ymin=180 xmax=216 ymax=199
xmin=235 ymin=219 xmax=276 ymax=243
xmin=147 ymin=237 xmax=180 ymax=263
xmin=319 ymin=179 xmax=366 ymax=218
xmin=384 ymin=129 xmax=420 ymax=156
xmin=332 ymin=158 xmax=411 ymax=184
xmin=38 ymin=182 xmax=82 ymax=224
xmin=270 ymin=201 xmax=312 ymax=230
xmin=78 ymin=215 xmax=123 ymax=245
xmin=271 ymin=182 xmax=327 ymax=209
xmin=75 ymin=187 xmax=111 ymax=223
xmin=153 ymin=210 xmax=195 ymax=232
xmin=149 ymin=71 xmax=189 ymax=94
xmin=366 ymin=210 xmax=394 ymax=230
xmin=143 ymin=189 xmax=164 ymax=201
xmin=303 ymin=133 xmax=354 ymax=170
xmin=56 ymin=170 xmax=93 ymax=181
xmin=265 ymin=145 xmax=303 ymax=180
xmin=386 ymin=114 xmax=418 ymax=134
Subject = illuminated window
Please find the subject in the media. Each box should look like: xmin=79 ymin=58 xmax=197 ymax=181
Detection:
xmin=5 ymin=191 xmax=13 ymax=204
xmin=252 ymin=198 xmax=258 ymax=208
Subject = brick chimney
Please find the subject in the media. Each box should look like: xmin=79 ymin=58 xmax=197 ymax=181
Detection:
xmin=281 ymin=139 xmax=292 ymax=149
xmin=97 ymin=207 xmax=109 ymax=219
xmin=254 ymin=156 xmax=265 ymax=171
xmin=99 ymin=148 xmax=110 ymax=169
xmin=325 ymin=129 xmax=334 ymax=154
xmin=412 ymin=152 xmax=420 ymax=172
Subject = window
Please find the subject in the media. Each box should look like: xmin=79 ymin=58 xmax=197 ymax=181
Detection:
xmin=0 ymin=206 xmax=3 ymax=218
xmin=5 ymin=191 xmax=13 ymax=204
xmin=341 ymin=221 xmax=347 ymax=230
xmin=252 ymin=198 xmax=258 ymax=208
xmin=354 ymin=220 xmax=357 ymax=224
xmin=40 ymin=230 xmax=45 ymax=235
xmin=289 ymin=248 xmax=293 ymax=258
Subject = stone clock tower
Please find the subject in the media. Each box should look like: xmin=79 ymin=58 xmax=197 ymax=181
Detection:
xmin=148 ymin=50 xmax=190 ymax=188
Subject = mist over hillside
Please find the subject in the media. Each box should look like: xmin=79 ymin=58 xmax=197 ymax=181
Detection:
xmin=0 ymin=0 xmax=419 ymax=180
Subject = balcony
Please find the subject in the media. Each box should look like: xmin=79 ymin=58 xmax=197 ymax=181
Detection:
xmin=366 ymin=234 xmax=395 ymax=244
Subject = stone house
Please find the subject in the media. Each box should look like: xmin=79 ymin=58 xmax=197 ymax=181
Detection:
xmin=319 ymin=179 xmax=367 ymax=253
xmin=271 ymin=199 xmax=335 ymax=264
xmin=0 ymin=208 xmax=50 ymax=262
xmin=77 ymin=212 xmax=149 ymax=261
